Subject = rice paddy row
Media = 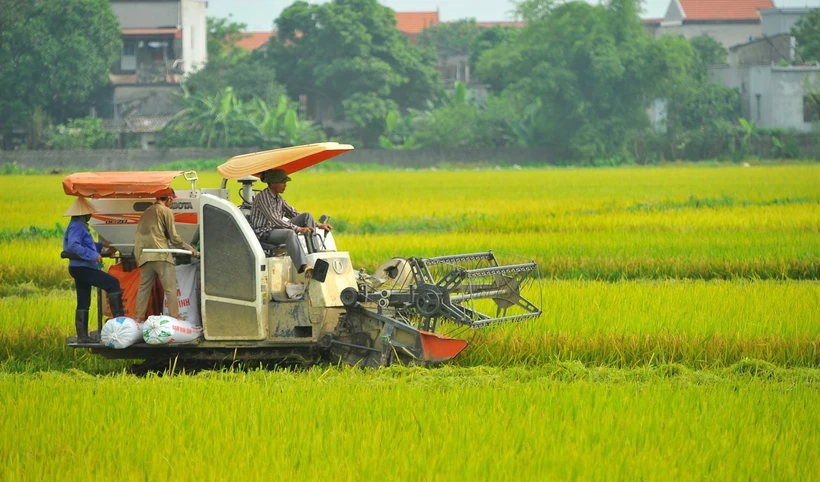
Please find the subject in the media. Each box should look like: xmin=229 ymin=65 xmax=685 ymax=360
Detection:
xmin=2 ymin=166 xmax=817 ymax=286
xmin=1 ymin=164 xmax=817 ymax=480
xmin=1 ymin=367 xmax=818 ymax=481
xmin=2 ymin=227 xmax=818 ymax=291
xmin=1 ymin=280 xmax=816 ymax=372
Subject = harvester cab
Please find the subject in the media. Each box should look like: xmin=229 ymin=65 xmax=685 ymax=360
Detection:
xmin=64 ymin=143 xmax=542 ymax=367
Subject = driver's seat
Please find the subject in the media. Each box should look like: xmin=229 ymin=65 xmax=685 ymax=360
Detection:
xmin=258 ymin=232 xmax=322 ymax=257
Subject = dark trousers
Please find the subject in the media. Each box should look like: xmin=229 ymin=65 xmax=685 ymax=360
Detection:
xmin=68 ymin=266 xmax=121 ymax=311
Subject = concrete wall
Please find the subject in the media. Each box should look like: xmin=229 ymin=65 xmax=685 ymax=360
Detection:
xmin=112 ymin=85 xmax=182 ymax=119
xmin=745 ymin=65 xmax=773 ymax=126
xmin=181 ymin=0 xmax=207 ymax=74
xmin=761 ymin=8 xmax=814 ymax=37
xmin=111 ymin=1 xmax=180 ymax=29
xmin=656 ymin=22 xmax=763 ymax=49
xmin=709 ymin=62 xmax=820 ymax=132
xmin=770 ymin=68 xmax=820 ymax=131
xmin=708 ymin=64 xmax=741 ymax=90
xmin=3 ymin=144 xmax=819 ymax=170
xmin=0 ymin=148 xmax=257 ymax=171
xmin=728 ymin=34 xmax=792 ymax=66
xmin=662 ymin=0 xmax=684 ymax=24
xmin=0 ymin=148 xmax=560 ymax=171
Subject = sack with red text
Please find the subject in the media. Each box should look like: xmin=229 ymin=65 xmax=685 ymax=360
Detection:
xmin=142 ymin=315 xmax=203 ymax=345
xmin=162 ymin=263 xmax=201 ymax=326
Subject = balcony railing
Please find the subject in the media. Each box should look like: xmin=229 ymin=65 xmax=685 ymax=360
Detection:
xmin=136 ymin=60 xmax=184 ymax=84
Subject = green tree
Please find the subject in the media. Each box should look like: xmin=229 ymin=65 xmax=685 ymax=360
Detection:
xmin=183 ymin=16 xmax=286 ymax=106
xmin=206 ymin=17 xmax=251 ymax=67
xmin=267 ymin=0 xmax=441 ymax=145
xmin=689 ymin=35 xmax=727 ymax=65
xmin=792 ymin=9 xmax=820 ymax=63
xmin=184 ymin=59 xmax=287 ymax=106
xmin=513 ymin=0 xmax=560 ymax=21
xmin=477 ymin=0 xmax=687 ymax=160
xmin=0 ymin=0 xmax=121 ymax=135
xmin=418 ymin=19 xmax=481 ymax=52
xmin=45 ymin=117 xmax=116 ymax=149
xmin=468 ymin=26 xmax=521 ymax=89
xmin=641 ymin=35 xmax=740 ymax=160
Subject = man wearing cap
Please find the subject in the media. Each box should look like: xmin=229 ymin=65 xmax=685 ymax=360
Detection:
xmin=62 ymin=196 xmax=125 ymax=342
xmin=133 ymin=190 xmax=198 ymax=321
xmin=249 ymin=169 xmax=332 ymax=278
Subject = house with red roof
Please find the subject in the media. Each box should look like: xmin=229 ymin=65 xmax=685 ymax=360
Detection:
xmin=236 ymin=32 xmax=276 ymax=52
xmin=655 ymin=0 xmax=774 ymax=47
xmin=395 ymin=11 xmax=440 ymax=43
xmin=705 ymin=6 xmax=820 ymax=132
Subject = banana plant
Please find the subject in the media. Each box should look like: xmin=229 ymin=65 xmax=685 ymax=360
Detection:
xmin=248 ymin=95 xmax=310 ymax=148
xmin=504 ymin=98 xmax=543 ymax=147
xmin=737 ymin=117 xmax=757 ymax=157
xmin=379 ymin=109 xmax=418 ymax=150
xmin=164 ymin=87 xmax=254 ymax=147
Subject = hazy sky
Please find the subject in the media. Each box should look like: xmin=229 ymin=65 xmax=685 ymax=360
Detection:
xmin=207 ymin=0 xmax=820 ymax=31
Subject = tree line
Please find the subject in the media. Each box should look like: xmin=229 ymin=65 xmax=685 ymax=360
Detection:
xmin=1 ymin=0 xmax=818 ymax=161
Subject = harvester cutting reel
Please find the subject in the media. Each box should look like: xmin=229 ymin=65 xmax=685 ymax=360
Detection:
xmin=344 ymin=251 xmax=542 ymax=333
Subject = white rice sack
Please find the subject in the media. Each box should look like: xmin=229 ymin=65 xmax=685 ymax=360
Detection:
xmin=100 ymin=317 xmax=143 ymax=349
xmin=162 ymin=264 xmax=201 ymax=326
xmin=142 ymin=315 xmax=203 ymax=345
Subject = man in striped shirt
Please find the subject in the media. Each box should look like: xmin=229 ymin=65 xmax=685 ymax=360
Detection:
xmin=249 ymin=169 xmax=332 ymax=278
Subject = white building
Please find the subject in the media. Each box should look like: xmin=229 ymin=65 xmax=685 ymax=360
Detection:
xmin=708 ymin=7 xmax=820 ymax=132
xmin=105 ymin=0 xmax=208 ymax=148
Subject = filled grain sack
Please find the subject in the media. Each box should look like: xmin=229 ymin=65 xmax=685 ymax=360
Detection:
xmin=162 ymin=263 xmax=201 ymax=326
xmin=142 ymin=315 xmax=203 ymax=345
xmin=100 ymin=317 xmax=143 ymax=349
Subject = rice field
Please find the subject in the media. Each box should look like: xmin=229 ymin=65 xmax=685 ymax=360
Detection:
xmin=0 ymin=162 xmax=818 ymax=480
xmin=2 ymin=368 xmax=819 ymax=481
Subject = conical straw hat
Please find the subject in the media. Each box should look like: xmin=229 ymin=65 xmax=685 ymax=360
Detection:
xmin=63 ymin=196 xmax=99 ymax=217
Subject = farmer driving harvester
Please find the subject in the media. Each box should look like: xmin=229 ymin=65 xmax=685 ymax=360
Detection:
xmin=249 ymin=168 xmax=333 ymax=279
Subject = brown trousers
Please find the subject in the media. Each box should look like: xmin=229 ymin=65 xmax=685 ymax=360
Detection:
xmin=135 ymin=261 xmax=178 ymax=320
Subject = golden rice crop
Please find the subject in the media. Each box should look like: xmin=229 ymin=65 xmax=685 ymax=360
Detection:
xmin=3 ymin=165 xmax=819 ymax=231
xmin=0 ymin=367 xmax=818 ymax=481
xmin=458 ymin=280 xmax=820 ymax=368
xmin=2 ymin=165 xmax=817 ymax=281
xmin=5 ymin=228 xmax=818 ymax=291
xmin=2 ymin=280 xmax=816 ymax=371
xmin=1 ymin=164 xmax=817 ymax=481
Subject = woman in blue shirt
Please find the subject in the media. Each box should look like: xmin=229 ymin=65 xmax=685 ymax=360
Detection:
xmin=62 ymin=197 xmax=125 ymax=342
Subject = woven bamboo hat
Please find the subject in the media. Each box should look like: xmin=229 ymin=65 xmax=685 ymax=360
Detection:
xmin=63 ymin=196 xmax=99 ymax=217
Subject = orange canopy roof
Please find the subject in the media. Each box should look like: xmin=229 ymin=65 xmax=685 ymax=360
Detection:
xmin=62 ymin=171 xmax=185 ymax=199
xmin=217 ymin=143 xmax=354 ymax=180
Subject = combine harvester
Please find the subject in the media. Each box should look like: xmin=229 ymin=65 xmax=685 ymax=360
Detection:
xmin=64 ymin=143 xmax=541 ymax=367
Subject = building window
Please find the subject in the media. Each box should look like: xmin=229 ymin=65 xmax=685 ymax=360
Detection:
xmin=120 ymin=40 xmax=137 ymax=71
xmin=755 ymin=93 xmax=761 ymax=121
xmin=804 ymin=95 xmax=820 ymax=122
